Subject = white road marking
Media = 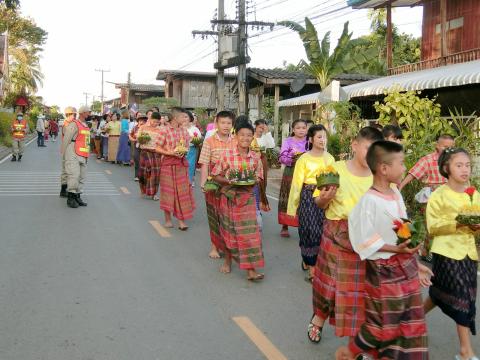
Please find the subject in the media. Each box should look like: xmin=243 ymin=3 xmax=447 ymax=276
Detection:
xmin=0 ymin=170 xmax=119 ymax=196
xmin=267 ymin=194 xmax=279 ymax=201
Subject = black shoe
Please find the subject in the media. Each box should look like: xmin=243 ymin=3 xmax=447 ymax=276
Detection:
xmin=75 ymin=193 xmax=87 ymax=207
xmin=11 ymin=155 xmax=16 ymax=161
xmin=18 ymin=155 xmax=22 ymax=162
xmin=67 ymin=192 xmax=79 ymax=208
xmin=59 ymin=184 xmax=67 ymax=198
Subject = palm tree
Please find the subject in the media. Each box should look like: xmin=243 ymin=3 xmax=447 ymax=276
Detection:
xmin=279 ymin=19 xmax=377 ymax=88
xmin=8 ymin=46 xmax=43 ymax=95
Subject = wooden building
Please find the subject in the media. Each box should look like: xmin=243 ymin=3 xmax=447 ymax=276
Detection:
xmin=156 ymin=70 xmax=237 ymax=111
xmin=348 ymin=0 xmax=480 ymax=75
xmin=109 ymin=82 xmax=165 ymax=107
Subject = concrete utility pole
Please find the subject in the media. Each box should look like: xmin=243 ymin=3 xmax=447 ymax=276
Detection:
xmin=95 ymin=68 xmax=110 ymax=114
xmin=217 ymin=0 xmax=225 ymax=111
xmin=193 ymin=0 xmax=274 ymax=115
xmin=82 ymin=92 xmax=91 ymax=106
xmin=237 ymin=0 xmax=247 ymax=115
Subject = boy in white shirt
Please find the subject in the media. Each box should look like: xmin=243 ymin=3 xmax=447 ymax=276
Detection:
xmin=337 ymin=140 xmax=431 ymax=360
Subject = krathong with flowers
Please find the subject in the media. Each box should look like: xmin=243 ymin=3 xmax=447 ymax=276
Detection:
xmin=204 ymin=176 xmax=220 ymax=192
xmin=227 ymin=161 xmax=257 ymax=186
xmin=251 ymin=138 xmax=266 ymax=153
xmin=174 ymin=139 xmax=188 ymax=156
xmin=456 ymin=186 xmax=480 ymax=225
xmin=191 ymin=132 xmax=203 ymax=147
xmin=137 ymin=132 xmax=151 ymax=145
xmin=392 ymin=217 xmax=425 ymax=249
xmin=316 ymin=165 xmax=340 ymax=189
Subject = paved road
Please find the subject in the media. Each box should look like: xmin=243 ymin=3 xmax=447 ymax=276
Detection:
xmin=0 ymin=140 xmax=477 ymax=360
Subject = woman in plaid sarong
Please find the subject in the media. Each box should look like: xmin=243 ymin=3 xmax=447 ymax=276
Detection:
xmin=212 ymin=120 xmax=265 ymax=281
xmin=278 ymin=120 xmax=307 ymax=237
xmin=199 ymin=111 xmax=236 ymax=259
xmin=309 ymin=127 xmax=383 ymax=344
xmin=137 ymin=112 xmax=162 ymax=200
xmin=156 ymin=108 xmax=195 ymax=230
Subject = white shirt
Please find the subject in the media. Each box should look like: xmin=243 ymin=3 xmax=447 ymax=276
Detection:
xmin=255 ymin=132 xmax=275 ymax=149
xmin=98 ymin=120 xmax=107 ymax=136
xmin=348 ymin=188 xmax=407 ymax=261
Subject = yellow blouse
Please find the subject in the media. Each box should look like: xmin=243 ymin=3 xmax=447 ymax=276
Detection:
xmin=426 ymin=184 xmax=479 ymax=261
xmin=287 ymin=152 xmax=335 ymax=216
xmin=313 ymin=160 xmax=372 ymax=220
xmin=106 ymin=121 xmax=121 ymax=136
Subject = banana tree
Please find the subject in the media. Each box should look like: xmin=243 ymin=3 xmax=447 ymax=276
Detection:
xmin=278 ymin=18 xmax=377 ymax=88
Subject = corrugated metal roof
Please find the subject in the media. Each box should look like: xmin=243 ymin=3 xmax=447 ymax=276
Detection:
xmin=343 ymin=60 xmax=480 ymax=98
xmin=113 ymin=83 xmax=165 ymax=92
xmin=277 ymin=83 xmax=349 ymax=107
xmin=248 ymin=68 xmax=377 ymax=83
xmin=347 ymin=0 xmax=420 ymax=9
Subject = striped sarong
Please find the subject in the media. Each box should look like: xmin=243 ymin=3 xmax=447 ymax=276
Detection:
xmin=205 ymin=191 xmax=222 ymax=250
xmin=298 ymin=184 xmax=325 ymax=266
xmin=430 ymin=253 xmax=478 ymax=335
xmin=218 ymin=186 xmax=264 ymax=270
xmin=159 ymin=156 xmax=195 ymax=220
xmin=349 ymin=254 xmax=429 ymax=359
xmin=138 ymin=150 xmax=161 ymax=196
xmin=278 ymin=165 xmax=299 ymax=227
xmin=312 ymin=219 xmax=366 ymax=337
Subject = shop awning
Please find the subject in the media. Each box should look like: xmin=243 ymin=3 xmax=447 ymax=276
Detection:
xmin=347 ymin=0 xmax=421 ymax=9
xmin=343 ymin=60 xmax=480 ymax=99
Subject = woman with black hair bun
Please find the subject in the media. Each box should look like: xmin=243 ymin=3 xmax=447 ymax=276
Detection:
xmin=287 ymin=125 xmax=335 ymax=281
xmin=278 ymin=119 xmax=308 ymax=237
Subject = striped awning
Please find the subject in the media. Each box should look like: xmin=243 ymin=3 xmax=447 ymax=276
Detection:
xmin=347 ymin=0 xmax=420 ymax=9
xmin=343 ymin=60 xmax=480 ymax=99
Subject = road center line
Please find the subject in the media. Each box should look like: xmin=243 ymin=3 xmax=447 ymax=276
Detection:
xmin=267 ymin=194 xmax=279 ymax=201
xmin=105 ymin=169 xmax=112 ymax=175
xmin=120 ymin=186 xmax=130 ymax=194
xmin=149 ymin=220 xmax=171 ymax=238
xmin=232 ymin=316 xmax=287 ymax=360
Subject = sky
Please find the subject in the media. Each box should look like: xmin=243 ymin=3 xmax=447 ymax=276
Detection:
xmin=19 ymin=0 xmax=423 ymax=111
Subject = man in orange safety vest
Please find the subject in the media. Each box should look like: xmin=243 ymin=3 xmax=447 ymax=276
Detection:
xmin=10 ymin=113 xmax=29 ymax=162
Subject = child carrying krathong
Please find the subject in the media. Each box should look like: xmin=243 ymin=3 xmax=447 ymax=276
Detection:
xmin=287 ymin=124 xmax=335 ymax=282
xmin=307 ymin=126 xmax=383 ymax=344
xmin=211 ymin=120 xmax=265 ymax=282
xmin=425 ymin=148 xmax=479 ymax=360
xmin=336 ymin=140 xmax=431 ymax=360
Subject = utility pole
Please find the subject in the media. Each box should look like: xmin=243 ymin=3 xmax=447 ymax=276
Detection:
xmin=82 ymin=92 xmax=91 ymax=106
xmin=193 ymin=0 xmax=274 ymax=115
xmin=217 ymin=0 xmax=225 ymax=111
xmin=127 ymin=72 xmax=131 ymax=108
xmin=237 ymin=0 xmax=247 ymax=115
xmin=95 ymin=68 xmax=110 ymax=114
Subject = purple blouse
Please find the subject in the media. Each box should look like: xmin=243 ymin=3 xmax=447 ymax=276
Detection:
xmin=279 ymin=136 xmax=307 ymax=166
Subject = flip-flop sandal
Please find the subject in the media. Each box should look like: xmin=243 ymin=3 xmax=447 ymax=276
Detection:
xmin=178 ymin=227 xmax=188 ymax=231
xmin=304 ymin=275 xmax=314 ymax=284
xmin=152 ymin=195 xmax=159 ymax=201
xmin=302 ymin=261 xmax=308 ymax=271
xmin=307 ymin=315 xmax=322 ymax=343
xmin=247 ymin=273 xmax=264 ymax=282
xmin=209 ymin=253 xmax=221 ymax=259
xmin=280 ymin=229 xmax=290 ymax=238
xmin=164 ymin=224 xmax=174 ymax=229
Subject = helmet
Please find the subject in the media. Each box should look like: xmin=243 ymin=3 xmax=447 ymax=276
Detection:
xmin=78 ymin=105 xmax=91 ymax=114
xmin=64 ymin=106 xmax=77 ymax=115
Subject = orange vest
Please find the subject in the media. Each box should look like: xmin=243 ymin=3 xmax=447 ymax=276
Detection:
xmin=73 ymin=120 xmax=90 ymax=158
xmin=12 ymin=119 xmax=27 ymax=139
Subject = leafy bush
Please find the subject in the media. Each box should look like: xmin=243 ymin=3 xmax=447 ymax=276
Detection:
xmin=0 ymin=112 xmax=14 ymax=147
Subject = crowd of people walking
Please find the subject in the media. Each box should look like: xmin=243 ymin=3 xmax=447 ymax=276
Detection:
xmin=12 ymin=103 xmax=478 ymax=360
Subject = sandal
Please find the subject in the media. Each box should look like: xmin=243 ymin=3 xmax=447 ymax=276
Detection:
xmin=280 ymin=229 xmax=290 ymax=238
xmin=152 ymin=195 xmax=159 ymax=201
xmin=307 ymin=315 xmax=323 ymax=343
xmin=304 ymin=274 xmax=314 ymax=284
xmin=302 ymin=261 xmax=308 ymax=271
xmin=247 ymin=273 xmax=264 ymax=282
xmin=178 ymin=226 xmax=188 ymax=231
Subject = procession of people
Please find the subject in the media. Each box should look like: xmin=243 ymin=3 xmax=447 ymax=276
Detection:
xmin=8 ymin=104 xmax=478 ymax=360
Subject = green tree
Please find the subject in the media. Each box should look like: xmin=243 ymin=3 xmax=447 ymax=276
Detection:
xmin=91 ymin=100 xmax=102 ymax=113
xmin=0 ymin=5 xmax=47 ymax=106
xmin=0 ymin=0 xmax=19 ymax=9
xmin=278 ymin=19 xmax=377 ymax=88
